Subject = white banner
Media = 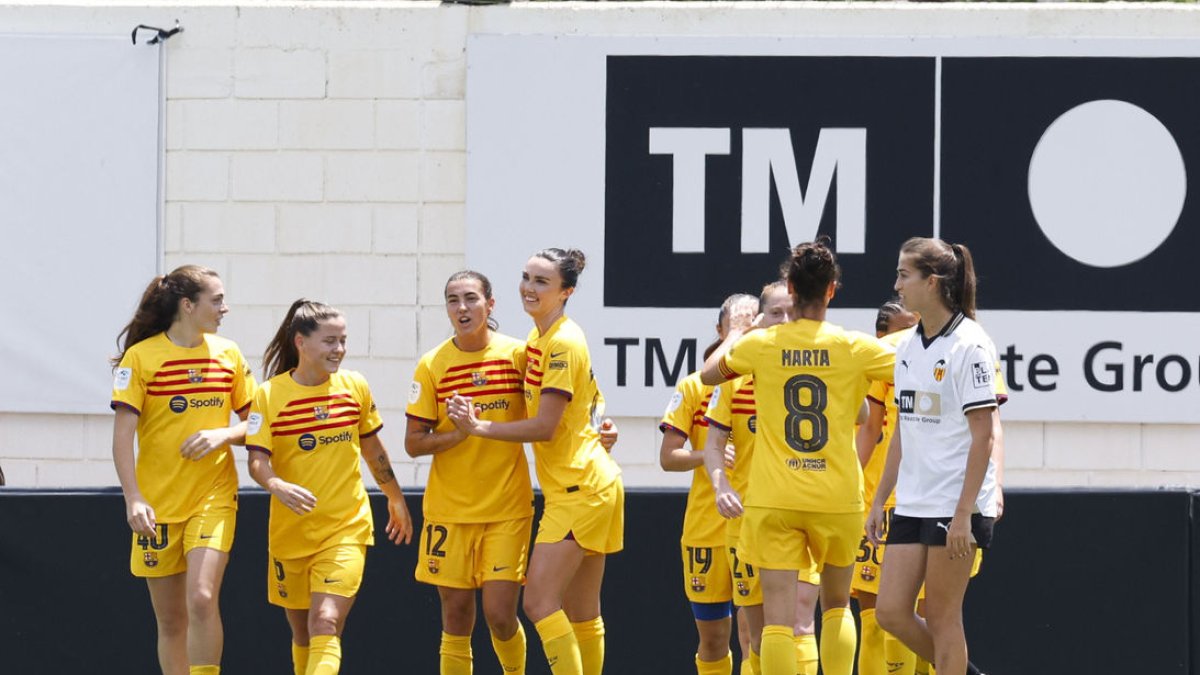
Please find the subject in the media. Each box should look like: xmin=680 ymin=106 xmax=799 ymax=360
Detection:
xmin=0 ymin=34 xmax=161 ymax=414
xmin=466 ymin=36 xmax=1200 ymax=423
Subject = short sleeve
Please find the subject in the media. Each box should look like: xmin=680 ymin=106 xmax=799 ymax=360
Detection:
xmin=357 ymin=374 xmax=384 ymax=437
xmin=405 ymin=359 xmax=440 ymax=425
xmin=660 ymin=377 xmax=697 ymax=437
xmin=956 ymin=343 xmax=999 ymax=413
xmin=111 ymin=348 xmax=145 ymax=415
xmin=853 ymin=332 xmax=896 ymax=383
xmin=720 ymin=331 xmax=763 ymax=381
xmin=538 ymin=335 xmax=578 ymax=400
xmin=866 ymin=379 xmax=890 ymax=406
xmin=704 ymin=381 xmax=732 ymax=431
xmin=245 ymin=386 xmax=273 ymax=454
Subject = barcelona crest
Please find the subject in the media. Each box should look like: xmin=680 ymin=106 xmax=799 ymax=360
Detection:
xmin=690 ymin=576 xmax=706 ymax=593
xmin=277 ymin=584 xmax=288 ymax=599
xmin=428 ymin=559 xmax=440 ymax=575
xmin=736 ymin=581 xmax=749 ymax=597
xmin=314 ymin=405 xmax=329 ymax=421
xmin=471 ymin=372 xmax=488 ymax=387
xmin=860 ymin=564 xmax=877 ymax=582
xmin=187 ymin=369 xmax=204 ymax=384
xmin=143 ymin=552 xmax=158 ymax=568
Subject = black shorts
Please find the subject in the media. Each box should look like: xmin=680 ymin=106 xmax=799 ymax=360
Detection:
xmin=886 ymin=513 xmax=995 ymax=550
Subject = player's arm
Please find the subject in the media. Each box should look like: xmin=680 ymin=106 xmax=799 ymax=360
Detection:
xmin=702 ymin=424 xmax=742 ymax=518
xmin=180 ymin=409 xmax=250 ymax=461
xmin=247 ymin=448 xmax=316 ymax=516
xmin=361 ymin=433 xmax=413 ymax=545
xmin=112 ymin=406 xmax=155 ymax=537
xmin=947 ymin=406 xmax=997 ymax=558
xmin=659 ymin=427 xmax=702 ymax=472
xmin=866 ymin=427 xmax=903 ymax=545
xmin=404 ymin=416 xmax=468 ymax=458
xmin=447 ymin=390 xmax=568 ymax=443
xmin=856 ymin=398 xmax=885 ymax=467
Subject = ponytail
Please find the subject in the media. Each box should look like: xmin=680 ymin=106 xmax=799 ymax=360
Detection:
xmin=900 ymin=238 xmax=978 ymax=319
xmin=112 ymin=265 xmax=219 ymax=367
xmin=262 ymin=299 xmax=343 ymax=378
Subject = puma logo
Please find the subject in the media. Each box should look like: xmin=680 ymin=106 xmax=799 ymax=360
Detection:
xmin=935 ymin=522 xmax=950 ymax=532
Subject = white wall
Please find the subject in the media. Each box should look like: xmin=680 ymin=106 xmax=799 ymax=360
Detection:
xmin=2 ymin=0 xmax=1198 ymax=489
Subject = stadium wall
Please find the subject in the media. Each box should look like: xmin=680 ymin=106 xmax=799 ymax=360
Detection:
xmin=1 ymin=1 xmax=1199 ymax=490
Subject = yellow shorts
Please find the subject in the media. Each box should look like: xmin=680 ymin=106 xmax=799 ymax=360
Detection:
xmin=680 ymin=540 xmax=733 ymax=604
xmin=415 ymin=516 xmax=533 ymax=589
xmin=536 ymin=479 xmax=624 ymax=554
xmin=269 ymin=544 xmax=366 ymax=609
xmin=739 ymin=506 xmax=864 ymax=572
xmin=852 ymin=539 xmax=984 ymax=598
xmin=129 ymin=508 xmax=235 ymax=578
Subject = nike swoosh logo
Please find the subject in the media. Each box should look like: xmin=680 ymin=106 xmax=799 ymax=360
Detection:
xmin=199 ymin=534 xmax=214 ymax=540
xmin=492 ymin=565 xmax=509 ymax=572
xmin=323 ymin=578 xmax=339 ymax=584
xmin=551 ymin=351 xmax=567 ymax=358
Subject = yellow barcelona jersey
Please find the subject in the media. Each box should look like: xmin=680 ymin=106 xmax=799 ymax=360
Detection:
xmin=719 ymin=320 xmax=894 ymax=514
xmin=659 ymin=372 xmax=723 ymax=547
xmin=703 ymin=375 xmax=757 ymax=497
xmin=246 ymin=370 xmax=382 ymax=560
xmin=111 ymin=333 xmax=256 ymax=523
xmin=524 ymin=316 xmax=620 ymax=496
xmin=407 ymin=334 xmax=534 ymax=523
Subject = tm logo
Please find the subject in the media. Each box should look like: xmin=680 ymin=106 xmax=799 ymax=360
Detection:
xmin=298 ymin=434 xmax=317 ymax=451
xmin=169 ymin=396 xmax=188 ymax=414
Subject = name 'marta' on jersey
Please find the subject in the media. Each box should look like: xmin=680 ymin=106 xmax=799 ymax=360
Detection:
xmin=407 ymin=333 xmax=534 ymax=523
xmin=660 ymin=372 xmax=723 ymax=547
xmin=892 ymin=313 xmax=1002 ymax=519
xmin=524 ymin=315 xmax=620 ymax=496
xmin=718 ymin=320 xmax=894 ymax=514
xmin=246 ymin=369 xmax=383 ymax=560
xmin=111 ymin=332 xmax=256 ymax=523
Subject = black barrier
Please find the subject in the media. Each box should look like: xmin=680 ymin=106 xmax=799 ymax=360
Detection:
xmin=0 ymin=488 xmax=1192 ymax=673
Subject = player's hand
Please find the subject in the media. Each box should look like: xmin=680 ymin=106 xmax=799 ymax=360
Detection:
xmin=865 ymin=503 xmax=886 ymax=546
xmin=723 ymin=442 xmax=736 ymax=469
xmin=269 ymin=478 xmax=317 ymax=516
xmin=180 ymin=428 xmax=228 ymax=461
xmin=126 ymin=494 xmax=157 ymax=537
xmin=726 ymin=303 xmax=757 ymax=334
xmin=713 ymin=479 xmax=744 ymax=519
xmin=385 ymin=497 xmax=413 ymax=545
xmin=598 ymin=418 xmax=618 ymax=452
xmin=446 ymin=394 xmax=479 ymax=434
xmin=946 ymin=513 xmax=973 ymax=560
xmin=995 ymin=485 xmax=1005 ymax=522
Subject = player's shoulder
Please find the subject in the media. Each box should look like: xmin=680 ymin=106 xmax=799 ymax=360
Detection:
xmin=676 ymin=370 xmax=707 ymax=396
xmin=203 ymin=332 xmax=243 ymax=356
xmin=418 ymin=336 xmax=458 ymax=367
xmin=948 ymin=316 xmax=995 ymax=356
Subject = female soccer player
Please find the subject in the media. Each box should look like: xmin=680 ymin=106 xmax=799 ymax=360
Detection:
xmin=701 ymin=240 xmax=894 ymax=675
xmin=659 ymin=293 xmax=758 ymax=675
xmin=405 ymin=270 xmax=535 ymax=675
xmin=448 ymin=248 xmax=622 ymax=675
xmin=868 ymin=238 xmax=1002 ymax=675
xmin=246 ymin=299 xmax=413 ymax=675
xmin=111 ymin=265 xmax=256 ymax=675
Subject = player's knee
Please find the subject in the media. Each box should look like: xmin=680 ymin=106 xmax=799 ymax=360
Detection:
xmin=697 ymin=623 xmax=730 ymax=656
xmin=308 ymin=609 xmax=342 ymax=637
xmin=522 ymin=589 xmax=555 ymax=623
xmin=874 ymin=604 xmax=909 ymax=635
xmin=155 ymin=606 xmax=188 ymax=637
xmin=187 ymin=585 xmax=219 ymax=618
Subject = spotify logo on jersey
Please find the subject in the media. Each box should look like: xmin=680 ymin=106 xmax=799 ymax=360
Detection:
xmin=169 ymin=396 xmax=188 ymax=414
xmin=298 ymin=434 xmax=317 ymax=451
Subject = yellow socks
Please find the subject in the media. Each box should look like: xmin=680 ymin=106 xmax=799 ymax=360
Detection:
xmin=915 ymin=655 xmax=932 ymax=675
xmin=534 ymin=611 xmax=583 ymax=675
xmin=491 ymin=623 xmax=527 ymax=675
xmin=819 ymin=608 xmax=857 ymax=675
xmin=749 ymin=648 xmax=761 ymax=675
xmin=189 ymin=667 xmax=219 ymax=675
xmin=305 ymin=635 xmax=342 ymax=675
xmin=884 ymin=628 xmax=916 ymax=675
xmin=292 ymin=642 xmax=309 ymax=675
xmin=571 ymin=617 xmax=605 ymax=675
xmin=760 ymin=625 xmax=793 ymax=675
xmin=739 ymin=653 xmax=754 ymax=675
xmin=795 ymin=632 xmax=818 ymax=675
xmin=696 ymin=650 xmax=733 ymax=675
xmin=441 ymin=632 xmax=473 ymax=675
xmin=858 ymin=608 xmax=883 ymax=675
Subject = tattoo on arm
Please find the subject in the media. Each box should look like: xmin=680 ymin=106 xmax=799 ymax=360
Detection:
xmin=372 ymin=453 xmax=396 ymax=485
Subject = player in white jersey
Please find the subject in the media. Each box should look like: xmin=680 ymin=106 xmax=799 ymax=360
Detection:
xmin=867 ymin=238 xmax=1001 ymax=675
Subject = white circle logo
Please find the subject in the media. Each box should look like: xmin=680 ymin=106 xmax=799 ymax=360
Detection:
xmin=1028 ymin=99 xmax=1185 ymax=268
xmin=918 ymin=394 xmax=934 ymax=413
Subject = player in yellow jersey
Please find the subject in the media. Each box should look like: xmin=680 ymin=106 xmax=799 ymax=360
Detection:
xmin=246 ymin=300 xmax=413 ymax=675
xmin=703 ymin=281 xmax=822 ymax=675
xmin=111 ymin=265 xmax=256 ymax=675
xmin=868 ymin=238 xmax=1003 ymax=675
xmin=701 ymin=240 xmax=895 ymax=675
xmin=660 ymin=293 xmax=758 ymax=675
xmin=405 ymin=270 xmax=536 ymax=675
xmin=449 ymin=248 xmax=622 ymax=675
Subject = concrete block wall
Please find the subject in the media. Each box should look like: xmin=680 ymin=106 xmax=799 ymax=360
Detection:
xmin=1 ymin=1 xmax=1198 ymax=491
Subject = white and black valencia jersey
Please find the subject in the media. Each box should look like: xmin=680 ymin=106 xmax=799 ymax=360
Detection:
xmin=893 ymin=313 xmax=1000 ymax=518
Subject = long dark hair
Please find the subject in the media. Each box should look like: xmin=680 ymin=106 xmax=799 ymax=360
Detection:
xmin=112 ymin=265 xmax=219 ymax=366
xmin=262 ymin=299 xmax=343 ymax=378
xmin=900 ymin=237 xmax=978 ymax=319
xmin=446 ymin=270 xmax=499 ymax=331
xmin=875 ymin=297 xmax=908 ymax=335
xmin=784 ymin=237 xmax=841 ymax=309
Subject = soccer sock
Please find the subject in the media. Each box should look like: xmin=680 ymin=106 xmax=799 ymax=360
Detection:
xmin=292 ymin=642 xmax=309 ymax=675
xmin=819 ymin=607 xmax=857 ymax=675
xmin=858 ymin=608 xmax=884 ymax=675
xmin=760 ymin=625 xmax=793 ymax=675
xmin=534 ymin=611 xmax=583 ymax=675
xmin=696 ymin=650 xmax=733 ymax=675
xmin=440 ymin=632 xmax=473 ymax=675
xmin=739 ymin=653 xmax=754 ymax=675
xmin=305 ymin=635 xmax=342 ymax=675
xmin=189 ymin=667 xmax=219 ymax=675
xmin=883 ymin=629 xmax=916 ymax=675
xmin=795 ymin=633 xmax=818 ymax=675
xmin=571 ymin=617 xmax=605 ymax=675
xmin=491 ymin=623 xmax=527 ymax=675
xmin=749 ymin=648 xmax=761 ymax=675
